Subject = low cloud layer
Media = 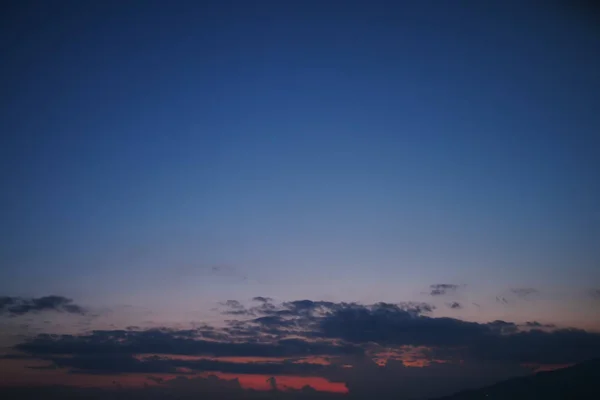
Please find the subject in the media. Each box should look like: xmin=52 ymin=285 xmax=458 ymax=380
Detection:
xmin=34 ymin=354 xmax=329 ymax=376
xmin=14 ymin=298 xmax=600 ymax=370
xmin=6 ymin=296 xmax=600 ymax=400
xmin=16 ymin=328 xmax=362 ymax=358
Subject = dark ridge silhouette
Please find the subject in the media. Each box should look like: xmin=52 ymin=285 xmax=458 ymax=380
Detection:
xmin=434 ymin=358 xmax=600 ymax=400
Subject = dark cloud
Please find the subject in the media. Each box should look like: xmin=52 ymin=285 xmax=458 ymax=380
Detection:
xmin=253 ymin=316 xmax=298 ymax=328
xmin=396 ymin=302 xmax=436 ymax=314
xmin=523 ymin=321 xmax=555 ymax=329
xmin=318 ymin=305 xmax=489 ymax=347
xmin=170 ymin=357 xmax=326 ymax=376
xmin=496 ymin=296 xmax=509 ymax=304
xmin=447 ymin=302 xmax=462 ymax=309
xmin=16 ymin=327 xmax=363 ymax=358
xmin=219 ymin=300 xmax=255 ymax=316
xmin=12 ymin=297 xmax=600 ymax=376
xmin=486 ymin=320 xmax=519 ymax=334
xmin=41 ymin=354 xmax=179 ymax=374
xmin=510 ymin=288 xmax=538 ymax=298
xmin=0 ymin=296 xmax=18 ymax=308
xmin=210 ymin=265 xmax=235 ymax=274
xmin=35 ymin=353 xmax=328 ymax=376
xmin=0 ymin=295 xmax=85 ymax=316
xmin=0 ymin=353 xmax=34 ymax=360
xmin=429 ymin=284 xmax=459 ymax=296
xmin=263 ymin=300 xmax=434 ymax=318
xmin=227 ymin=301 xmax=436 ymax=340
xmin=306 ymin=303 xmax=600 ymax=365
xmin=252 ymin=296 xmax=273 ymax=303
xmin=590 ymin=289 xmax=600 ymax=299
xmin=250 ymin=301 xmax=278 ymax=315
xmin=221 ymin=300 xmax=244 ymax=309
xmin=224 ymin=309 xmax=254 ymax=316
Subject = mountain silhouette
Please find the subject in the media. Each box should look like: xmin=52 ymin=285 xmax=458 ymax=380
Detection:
xmin=433 ymin=358 xmax=600 ymax=399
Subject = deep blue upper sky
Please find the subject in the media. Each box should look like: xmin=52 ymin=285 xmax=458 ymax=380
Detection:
xmin=1 ymin=1 xmax=599 ymax=318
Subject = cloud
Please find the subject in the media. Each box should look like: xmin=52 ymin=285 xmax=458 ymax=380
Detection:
xmin=510 ymin=288 xmax=538 ymax=298
xmin=223 ymin=309 xmax=253 ymax=316
xmin=317 ymin=305 xmax=489 ymax=347
xmin=210 ymin=265 xmax=236 ymax=275
xmin=269 ymin=301 xmax=600 ymax=365
xmin=590 ymin=289 xmax=600 ymax=299
xmin=219 ymin=300 xmax=255 ymax=316
xmin=252 ymin=297 xmax=273 ymax=303
xmin=496 ymin=296 xmax=509 ymax=304
xmin=486 ymin=320 xmax=519 ymax=334
xmin=42 ymin=354 xmax=179 ymax=374
xmin=220 ymin=300 xmax=244 ymax=309
xmin=523 ymin=321 xmax=555 ymax=329
xmin=224 ymin=301 xmax=436 ymax=340
xmin=16 ymin=327 xmax=363 ymax=358
xmin=447 ymin=302 xmax=462 ymax=309
xmin=0 ymin=295 xmax=85 ymax=316
xmin=267 ymin=300 xmax=434 ymax=318
xmin=429 ymin=284 xmax=459 ymax=296
xmin=12 ymin=297 xmax=600 ymax=378
xmin=35 ymin=353 xmax=329 ymax=376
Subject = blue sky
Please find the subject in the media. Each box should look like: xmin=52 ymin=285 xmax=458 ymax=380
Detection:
xmin=2 ymin=1 xmax=600 ymax=397
xmin=1 ymin=0 xmax=600 ymax=363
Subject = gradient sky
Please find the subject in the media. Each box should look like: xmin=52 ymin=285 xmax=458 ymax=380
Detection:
xmin=1 ymin=1 xmax=600 ymax=398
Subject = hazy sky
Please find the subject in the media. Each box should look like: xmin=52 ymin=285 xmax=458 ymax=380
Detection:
xmin=1 ymin=1 xmax=599 ymax=398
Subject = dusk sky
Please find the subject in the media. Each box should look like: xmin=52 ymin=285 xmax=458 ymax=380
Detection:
xmin=1 ymin=1 xmax=599 ymax=398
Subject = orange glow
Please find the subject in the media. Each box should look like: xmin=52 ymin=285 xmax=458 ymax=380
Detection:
xmin=0 ymin=359 xmax=347 ymax=393
xmin=292 ymin=356 xmax=331 ymax=365
xmin=204 ymin=372 xmax=348 ymax=393
xmin=370 ymin=346 xmax=454 ymax=368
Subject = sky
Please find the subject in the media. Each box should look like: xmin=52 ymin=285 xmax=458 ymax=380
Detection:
xmin=1 ymin=1 xmax=600 ymax=399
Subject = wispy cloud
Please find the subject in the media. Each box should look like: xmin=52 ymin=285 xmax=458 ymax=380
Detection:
xmin=15 ymin=297 xmax=600 ymax=368
xmin=510 ymin=288 xmax=538 ymax=299
xmin=429 ymin=284 xmax=459 ymax=296
xmin=252 ymin=297 xmax=273 ymax=303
